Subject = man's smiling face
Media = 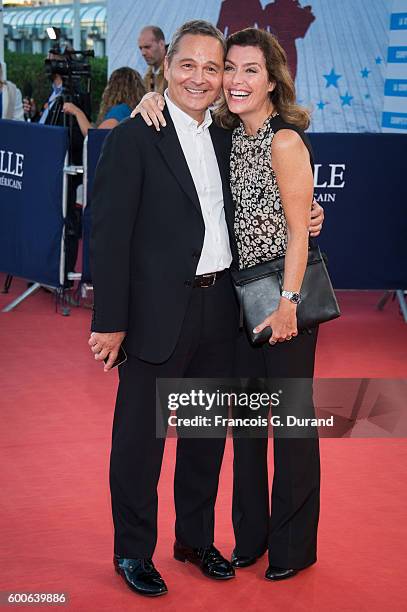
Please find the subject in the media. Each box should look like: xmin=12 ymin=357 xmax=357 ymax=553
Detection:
xmin=164 ymin=34 xmax=224 ymax=123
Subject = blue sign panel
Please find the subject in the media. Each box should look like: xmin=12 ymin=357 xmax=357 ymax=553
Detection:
xmin=310 ymin=133 xmax=406 ymax=289
xmin=0 ymin=120 xmax=68 ymax=286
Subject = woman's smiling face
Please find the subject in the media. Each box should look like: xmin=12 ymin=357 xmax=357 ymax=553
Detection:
xmin=223 ymin=44 xmax=275 ymax=119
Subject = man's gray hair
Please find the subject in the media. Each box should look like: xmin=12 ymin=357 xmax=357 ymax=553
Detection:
xmin=166 ymin=20 xmax=226 ymax=63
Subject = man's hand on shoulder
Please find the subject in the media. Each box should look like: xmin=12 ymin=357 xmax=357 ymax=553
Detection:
xmin=89 ymin=331 xmax=126 ymax=372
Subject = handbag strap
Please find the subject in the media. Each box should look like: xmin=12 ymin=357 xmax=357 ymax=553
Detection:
xmin=239 ymin=285 xmax=245 ymax=329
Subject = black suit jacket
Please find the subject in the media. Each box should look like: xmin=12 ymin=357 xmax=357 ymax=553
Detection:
xmin=90 ymin=107 xmax=236 ymax=363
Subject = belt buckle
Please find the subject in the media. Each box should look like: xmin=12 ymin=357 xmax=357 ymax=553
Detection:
xmin=201 ymin=272 xmax=216 ymax=288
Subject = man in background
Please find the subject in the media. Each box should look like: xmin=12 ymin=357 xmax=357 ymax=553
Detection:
xmin=138 ymin=25 xmax=167 ymax=93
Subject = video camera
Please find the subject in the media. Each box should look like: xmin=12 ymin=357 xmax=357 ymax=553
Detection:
xmin=44 ymin=44 xmax=94 ymax=102
xmin=42 ymin=36 xmax=94 ymax=165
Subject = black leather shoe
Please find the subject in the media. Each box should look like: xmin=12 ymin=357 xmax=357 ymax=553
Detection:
xmin=174 ymin=541 xmax=235 ymax=580
xmin=114 ymin=556 xmax=168 ymax=596
xmin=231 ymin=549 xmax=266 ymax=568
xmin=265 ymin=565 xmax=298 ymax=581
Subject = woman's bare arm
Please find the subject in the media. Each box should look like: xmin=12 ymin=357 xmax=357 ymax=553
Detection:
xmin=272 ymin=129 xmax=314 ymax=293
xmin=254 ymin=129 xmax=314 ymax=344
xmin=98 ymin=118 xmax=119 ymax=130
xmin=63 ymin=102 xmax=92 ymax=137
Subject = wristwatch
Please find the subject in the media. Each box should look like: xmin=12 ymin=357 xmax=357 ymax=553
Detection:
xmin=281 ymin=290 xmax=302 ymax=304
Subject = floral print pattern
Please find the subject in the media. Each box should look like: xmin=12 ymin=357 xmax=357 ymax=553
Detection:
xmin=231 ymin=114 xmax=288 ymax=270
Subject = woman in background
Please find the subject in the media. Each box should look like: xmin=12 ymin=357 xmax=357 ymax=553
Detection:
xmin=63 ymin=67 xmax=146 ymax=136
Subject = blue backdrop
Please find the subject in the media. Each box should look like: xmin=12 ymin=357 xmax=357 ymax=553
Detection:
xmin=0 ymin=120 xmax=68 ymax=286
xmin=2 ymin=125 xmax=403 ymax=291
xmin=84 ymin=130 xmax=405 ymax=290
xmin=310 ymin=133 xmax=406 ymax=289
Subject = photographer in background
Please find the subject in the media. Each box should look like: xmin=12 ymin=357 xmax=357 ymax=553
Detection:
xmin=21 ymin=73 xmax=59 ymax=124
xmin=63 ymin=67 xmax=146 ymax=137
xmin=23 ymin=44 xmax=92 ymax=286
xmin=23 ymin=46 xmax=91 ymax=157
xmin=0 ymin=63 xmax=24 ymax=121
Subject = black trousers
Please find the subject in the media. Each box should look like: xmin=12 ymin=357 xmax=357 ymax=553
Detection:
xmin=233 ymin=327 xmax=320 ymax=569
xmin=110 ymin=271 xmax=238 ymax=558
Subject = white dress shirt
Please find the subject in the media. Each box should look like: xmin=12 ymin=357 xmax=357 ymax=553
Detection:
xmin=165 ymin=91 xmax=232 ymax=275
xmin=39 ymin=83 xmax=63 ymax=124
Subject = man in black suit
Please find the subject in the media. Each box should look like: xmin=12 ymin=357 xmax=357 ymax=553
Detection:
xmin=89 ymin=21 xmax=238 ymax=597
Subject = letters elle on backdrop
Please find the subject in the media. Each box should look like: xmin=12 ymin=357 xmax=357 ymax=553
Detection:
xmin=0 ymin=150 xmax=24 ymax=190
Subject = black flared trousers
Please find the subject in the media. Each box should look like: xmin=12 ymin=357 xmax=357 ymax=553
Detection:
xmin=233 ymin=326 xmax=320 ymax=569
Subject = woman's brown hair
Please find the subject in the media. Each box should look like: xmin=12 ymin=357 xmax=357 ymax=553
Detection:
xmin=215 ymin=28 xmax=310 ymax=130
xmin=97 ymin=67 xmax=146 ymax=124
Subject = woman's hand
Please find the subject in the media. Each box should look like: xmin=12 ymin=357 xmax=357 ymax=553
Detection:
xmin=63 ymin=102 xmax=81 ymax=117
xmin=62 ymin=102 xmax=90 ymax=137
xmin=130 ymin=92 xmax=167 ymax=130
xmin=254 ymin=299 xmax=298 ymax=345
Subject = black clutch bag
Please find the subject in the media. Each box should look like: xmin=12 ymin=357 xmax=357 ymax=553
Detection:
xmin=231 ymin=245 xmax=340 ymax=345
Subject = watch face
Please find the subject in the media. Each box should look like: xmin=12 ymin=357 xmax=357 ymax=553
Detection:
xmin=282 ymin=291 xmax=302 ymax=304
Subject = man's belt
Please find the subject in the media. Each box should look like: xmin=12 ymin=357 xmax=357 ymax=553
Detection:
xmin=193 ymin=269 xmax=227 ymax=288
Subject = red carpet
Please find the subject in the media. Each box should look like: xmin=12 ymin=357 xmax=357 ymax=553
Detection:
xmin=1 ymin=277 xmax=407 ymax=611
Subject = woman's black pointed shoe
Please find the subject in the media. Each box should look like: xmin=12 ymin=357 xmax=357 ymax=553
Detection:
xmin=114 ymin=556 xmax=168 ymax=596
